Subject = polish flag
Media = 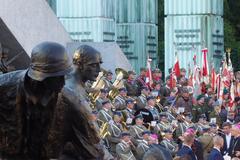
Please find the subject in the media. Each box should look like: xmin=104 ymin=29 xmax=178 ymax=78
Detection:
xmin=173 ymin=52 xmax=181 ymax=78
xmin=146 ymin=57 xmax=152 ymax=88
xmin=229 ymin=82 xmax=235 ymax=109
xmin=211 ymin=67 xmax=216 ymax=92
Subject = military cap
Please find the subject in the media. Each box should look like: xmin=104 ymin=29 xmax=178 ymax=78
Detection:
xmin=135 ymin=114 xmax=143 ymax=120
xmin=209 ymin=123 xmax=217 ymax=128
xmin=159 ymin=112 xmax=167 ymax=118
xmin=153 ymin=68 xmax=161 ymax=73
xmin=199 ymin=114 xmax=207 ymax=119
xmin=126 ymin=99 xmax=134 ymax=104
xmin=119 ymin=87 xmax=127 ymax=92
xmin=128 ymin=70 xmax=136 ymax=75
xmin=100 ymin=88 xmax=108 ymax=93
xmin=196 ymin=94 xmax=205 ymax=101
xmin=163 ymin=129 xmax=173 ymax=134
xmin=182 ymin=86 xmax=189 ymax=94
xmin=121 ymin=131 xmax=131 ymax=137
xmin=102 ymin=99 xmax=111 ymax=105
xmin=92 ymin=110 xmax=98 ymax=114
xmin=140 ymin=68 xmax=147 ymax=72
xmin=146 ymin=96 xmax=155 ymax=101
xmin=180 ymin=68 xmax=186 ymax=72
xmin=202 ymin=126 xmax=210 ymax=132
xmin=142 ymin=130 xmax=151 ymax=136
xmin=107 ymin=70 xmax=113 ymax=75
xmin=113 ymin=111 xmax=122 ymax=117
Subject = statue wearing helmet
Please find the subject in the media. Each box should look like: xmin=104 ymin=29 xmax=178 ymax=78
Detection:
xmin=0 ymin=42 xmax=72 ymax=160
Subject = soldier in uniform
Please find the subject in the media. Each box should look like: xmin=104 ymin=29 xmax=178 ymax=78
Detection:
xmin=154 ymin=113 xmax=172 ymax=133
xmin=103 ymin=70 xmax=114 ymax=91
xmin=136 ymin=68 xmax=148 ymax=95
xmin=113 ymin=87 xmax=128 ymax=110
xmin=136 ymin=130 xmax=151 ymax=159
xmin=98 ymin=99 xmax=113 ymax=123
xmin=122 ymin=99 xmax=136 ymax=126
xmin=196 ymin=114 xmax=209 ymax=133
xmin=125 ymin=71 xmax=138 ymax=97
xmin=116 ymin=132 xmax=136 ymax=160
xmin=145 ymin=96 xmax=159 ymax=121
xmin=95 ymin=88 xmax=109 ymax=110
xmin=0 ymin=42 xmax=72 ymax=160
xmin=107 ymin=111 xmax=124 ymax=157
xmin=175 ymin=86 xmax=193 ymax=114
xmin=160 ymin=129 xmax=178 ymax=157
xmin=129 ymin=114 xmax=148 ymax=146
xmin=192 ymin=94 xmax=208 ymax=122
xmin=135 ymin=86 xmax=150 ymax=110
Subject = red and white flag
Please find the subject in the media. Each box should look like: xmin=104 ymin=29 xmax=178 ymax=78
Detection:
xmin=145 ymin=57 xmax=152 ymax=88
xmin=229 ymin=82 xmax=235 ymax=109
xmin=173 ymin=52 xmax=181 ymax=78
xmin=201 ymin=48 xmax=209 ymax=83
xmin=211 ymin=66 xmax=217 ymax=92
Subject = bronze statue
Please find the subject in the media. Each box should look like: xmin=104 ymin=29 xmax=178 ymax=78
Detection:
xmin=0 ymin=42 xmax=72 ymax=160
xmin=48 ymin=45 xmax=105 ymax=160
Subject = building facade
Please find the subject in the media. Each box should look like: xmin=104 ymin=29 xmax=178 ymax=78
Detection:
xmin=164 ymin=0 xmax=224 ymax=75
xmin=47 ymin=0 xmax=158 ymax=73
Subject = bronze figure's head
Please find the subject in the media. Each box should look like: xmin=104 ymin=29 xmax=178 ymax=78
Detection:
xmin=73 ymin=45 xmax=102 ymax=82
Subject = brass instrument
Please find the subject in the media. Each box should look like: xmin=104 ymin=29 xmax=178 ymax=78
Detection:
xmin=99 ymin=121 xmax=111 ymax=139
xmin=108 ymin=68 xmax=128 ymax=100
xmin=89 ymin=68 xmax=108 ymax=103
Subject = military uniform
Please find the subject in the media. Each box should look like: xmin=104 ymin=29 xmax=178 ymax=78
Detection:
xmin=145 ymin=105 xmax=159 ymax=122
xmin=102 ymin=77 xmax=113 ymax=91
xmin=116 ymin=140 xmax=136 ymax=160
xmin=136 ymin=94 xmax=147 ymax=110
xmin=136 ymin=140 xmax=149 ymax=159
xmin=95 ymin=97 xmax=105 ymax=110
xmin=155 ymin=121 xmax=172 ymax=133
xmin=125 ymin=79 xmax=138 ymax=97
xmin=98 ymin=108 xmax=113 ymax=123
xmin=107 ymin=121 xmax=124 ymax=156
xmin=113 ymin=95 xmax=127 ymax=110
xmin=160 ymin=138 xmax=178 ymax=156
xmin=192 ymin=104 xmax=207 ymax=122
xmin=129 ymin=125 xmax=148 ymax=146
xmin=122 ymin=108 xmax=135 ymax=125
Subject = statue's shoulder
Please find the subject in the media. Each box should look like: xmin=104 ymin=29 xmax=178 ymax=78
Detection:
xmin=0 ymin=70 xmax=26 ymax=86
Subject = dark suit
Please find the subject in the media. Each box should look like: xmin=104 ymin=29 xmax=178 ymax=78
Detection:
xmin=221 ymin=134 xmax=234 ymax=155
xmin=231 ymin=136 xmax=240 ymax=158
xmin=208 ymin=148 xmax=224 ymax=160
xmin=177 ymin=145 xmax=197 ymax=160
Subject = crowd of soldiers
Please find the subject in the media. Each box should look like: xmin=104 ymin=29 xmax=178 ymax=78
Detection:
xmin=0 ymin=41 xmax=240 ymax=160
xmin=88 ymin=66 xmax=240 ymax=160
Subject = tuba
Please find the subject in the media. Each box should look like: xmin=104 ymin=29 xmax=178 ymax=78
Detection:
xmin=108 ymin=68 xmax=128 ymax=100
xmin=89 ymin=68 xmax=108 ymax=103
xmin=99 ymin=121 xmax=111 ymax=139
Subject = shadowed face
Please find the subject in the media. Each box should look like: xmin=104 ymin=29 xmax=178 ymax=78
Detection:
xmin=81 ymin=53 xmax=102 ymax=82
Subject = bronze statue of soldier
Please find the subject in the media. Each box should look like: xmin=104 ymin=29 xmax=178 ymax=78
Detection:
xmin=0 ymin=42 xmax=72 ymax=160
xmin=48 ymin=45 xmax=105 ymax=160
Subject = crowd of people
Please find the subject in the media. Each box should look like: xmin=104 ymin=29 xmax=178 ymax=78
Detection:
xmin=0 ymin=41 xmax=240 ymax=160
xmin=88 ymin=64 xmax=240 ymax=160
